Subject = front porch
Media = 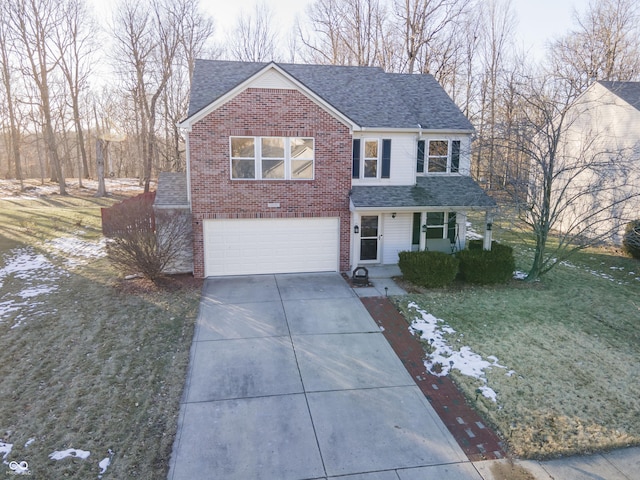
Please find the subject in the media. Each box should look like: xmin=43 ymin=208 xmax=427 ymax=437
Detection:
xmin=349 ymin=176 xmax=496 ymax=271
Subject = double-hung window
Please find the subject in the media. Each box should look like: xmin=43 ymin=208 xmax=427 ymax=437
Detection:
xmin=425 ymin=212 xmax=457 ymax=242
xmin=416 ymin=139 xmax=461 ymax=174
xmin=363 ymin=140 xmax=379 ymax=178
xmin=230 ymin=136 xmax=314 ymax=180
xmin=353 ymin=138 xmax=391 ymax=179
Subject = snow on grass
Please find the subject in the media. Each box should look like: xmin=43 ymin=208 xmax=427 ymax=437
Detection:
xmin=47 ymin=236 xmax=106 ymax=267
xmin=407 ymin=301 xmax=512 ymax=402
xmin=0 ymin=234 xmax=104 ymax=327
xmin=0 ymin=441 xmax=12 ymax=463
xmin=561 ymin=260 xmax=630 ymax=284
xmin=465 ymin=221 xmax=484 ymax=240
xmin=0 ymin=178 xmax=146 ymax=200
xmin=48 ymin=448 xmax=90 ymax=460
xmin=98 ymin=450 xmax=114 ymax=478
xmin=513 ymin=270 xmax=528 ymax=280
xmin=0 ymin=248 xmax=65 ymax=328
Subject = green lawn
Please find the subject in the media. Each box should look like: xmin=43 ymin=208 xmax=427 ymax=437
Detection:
xmin=0 ymin=187 xmax=201 ymax=478
xmin=396 ymin=222 xmax=640 ymax=459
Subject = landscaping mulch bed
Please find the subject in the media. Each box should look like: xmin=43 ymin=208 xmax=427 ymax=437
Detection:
xmin=360 ymin=296 xmax=506 ymax=462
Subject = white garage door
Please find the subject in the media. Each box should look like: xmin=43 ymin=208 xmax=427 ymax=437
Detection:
xmin=203 ymin=217 xmax=340 ymax=276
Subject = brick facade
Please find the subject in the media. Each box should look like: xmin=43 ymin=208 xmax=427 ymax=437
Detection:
xmin=189 ymin=88 xmax=352 ymax=277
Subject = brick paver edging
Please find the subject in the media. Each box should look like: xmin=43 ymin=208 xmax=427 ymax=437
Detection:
xmin=360 ymin=296 xmax=507 ymax=462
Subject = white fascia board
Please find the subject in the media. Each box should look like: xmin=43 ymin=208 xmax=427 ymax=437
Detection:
xmin=179 ymin=62 xmax=358 ymax=130
xmin=350 ymin=205 xmax=495 ymax=212
xmin=352 ymin=127 xmax=474 ymax=135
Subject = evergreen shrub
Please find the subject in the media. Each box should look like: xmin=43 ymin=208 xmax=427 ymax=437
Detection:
xmin=623 ymin=220 xmax=640 ymax=260
xmin=398 ymin=250 xmax=459 ymax=288
xmin=457 ymin=242 xmax=515 ymax=284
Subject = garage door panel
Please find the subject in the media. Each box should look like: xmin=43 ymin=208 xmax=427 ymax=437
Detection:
xmin=203 ymin=218 xmax=339 ymax=276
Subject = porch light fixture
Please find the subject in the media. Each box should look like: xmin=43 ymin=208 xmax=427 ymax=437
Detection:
xmin=391 ymin=212 xmax=396 ymax=218
xmin=354 ymin=225 xmax=360 ymax=234
xmin=421 ymin=224 xmax=427 ymax=232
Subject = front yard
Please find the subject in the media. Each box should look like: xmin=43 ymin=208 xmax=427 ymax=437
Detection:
xmin=0 ymin=181 xmax=201 ymax=479
xmin=396 ymin=231 xmax=640 ymax=459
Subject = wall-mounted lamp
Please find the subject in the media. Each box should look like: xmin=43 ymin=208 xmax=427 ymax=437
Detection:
xmin=354 ymin=225 xmax=360 ymax=234
xmin=391 ymin=212 xmax=396 ymax=218
xmin=486 ymin=223 xmax=493 ymax=231
xmin=421 ymin=224 xmax=427 ymax=232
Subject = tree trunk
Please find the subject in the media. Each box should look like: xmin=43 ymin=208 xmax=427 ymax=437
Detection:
xmin=95 ymin=138 xmax=107 ymax=197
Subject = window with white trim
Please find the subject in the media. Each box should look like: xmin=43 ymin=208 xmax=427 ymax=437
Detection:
xmin=230 ymin=136 xmax=314 ymax=180
xmin=425 ymin=212 xmax=457 ymax=242
xmin=353 ymin=138 xmax=392 ymax=179
xmin=417 ymin=139 xmax=461 ymax=174
xmin=363 ymin=139 xmax=379 ymax=178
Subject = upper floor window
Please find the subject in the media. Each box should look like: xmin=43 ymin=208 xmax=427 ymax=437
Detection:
xmin=364 ymin=140 xmax=379 ymax=178
xmin=230 ymin=136 xmax=314 ymax=180
xmin=417 ymin=139 xmax=460 ymax=174
xmin=353 ymin=138 xmax=391 ymax=179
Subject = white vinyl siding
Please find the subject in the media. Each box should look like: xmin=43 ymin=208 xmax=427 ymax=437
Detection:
xmin=203 ymin=218 xmax=339 ymax=276
xmin=381 ymin=213 xmax=412 ymax=264
xmin=352 ymin=134 xmax=416 ymax=186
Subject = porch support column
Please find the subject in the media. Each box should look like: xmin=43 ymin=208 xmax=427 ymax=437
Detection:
xmin=483 ymin=211 xmax=494 ymax=251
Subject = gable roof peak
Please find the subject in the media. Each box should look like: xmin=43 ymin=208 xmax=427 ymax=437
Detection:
xmin=596 ymin=80 xmax=640 ymax=111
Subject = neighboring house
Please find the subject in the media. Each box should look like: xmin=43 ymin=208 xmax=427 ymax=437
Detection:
xmin=551 ymin=80 xmax=640 ymax=244
xmin=157 ymin=60 xmax=495 ymax=278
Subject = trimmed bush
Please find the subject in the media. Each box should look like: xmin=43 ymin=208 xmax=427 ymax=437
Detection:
xmin=398 ymin=250 xmax=460 ymax=288
xmin=623 ymin=220 xmax=640 ymax=260
xmin=467 ymin=239 xmax=484 ymax=250
xmin=457 ymin=242 xmax=515 ymax=285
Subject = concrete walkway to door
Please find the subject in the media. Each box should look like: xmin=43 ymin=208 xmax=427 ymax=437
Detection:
xmin=168 ymin=272 xmax=482 ymax=480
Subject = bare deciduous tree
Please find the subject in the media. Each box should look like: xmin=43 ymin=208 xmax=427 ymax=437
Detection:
xmin=53 ymin=0 xmax=96 ymax=184
xmin=298 ymin=0 xmax=394 ymax=67
xmin=227 ymin=2 xmax=278 ymax=62
xmin=0 ymin=2 xmax=24 ymax=187
xmin=393 ymin=0 xmax=468 ymax=74
xmin=549 ymin=0 xmax=640 ymax=92
xmin=502 ymin=75 xmax=640 ymax=280
xmin=9 ymin=0 xmax=67 ymax=194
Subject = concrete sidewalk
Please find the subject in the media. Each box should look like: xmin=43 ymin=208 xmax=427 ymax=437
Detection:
xmin=169 ymin=273 xmax=477 ymax=479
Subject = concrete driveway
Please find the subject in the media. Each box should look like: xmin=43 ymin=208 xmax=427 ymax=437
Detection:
xmin=168 ymin=273 xmax=476 ymax=480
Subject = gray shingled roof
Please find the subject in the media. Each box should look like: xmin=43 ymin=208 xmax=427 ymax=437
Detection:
xmin=599 ymin=81 xmax=640 ymax=111
xmin=154 ymin=172 xmax=189 ymax=207
xmin=186 ymin=59 xmax=473 ymax=131
xmin=350 ymin=176 xmax=496 ymax=209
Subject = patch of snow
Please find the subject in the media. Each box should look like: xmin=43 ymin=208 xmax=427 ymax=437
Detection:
xmin=24 ymin=438 xmax=35 ymax=448
xmin=408 ymin=302 xmax=513 ymax=402
xmin=0 ymin=250 xmax=55 ymax=279
xmin=513 ymin=270 xmax=528 ymax=280
xmin=18 ymin=285 xmax=57 ymax=298
xmin=49 ymin=448 xmax=90 ymax=461
xmin=0 ymin=247 xmax=65 ymax=327
xmin=465 ymin=221 xmax=484 ymax=240
xmin=48 ymin=236 xmax=106 ymax=260
xmin=0 ymin=441 xmax=12 ymax=463
xmin=99 ymin=457 xmax=110 ymax=473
